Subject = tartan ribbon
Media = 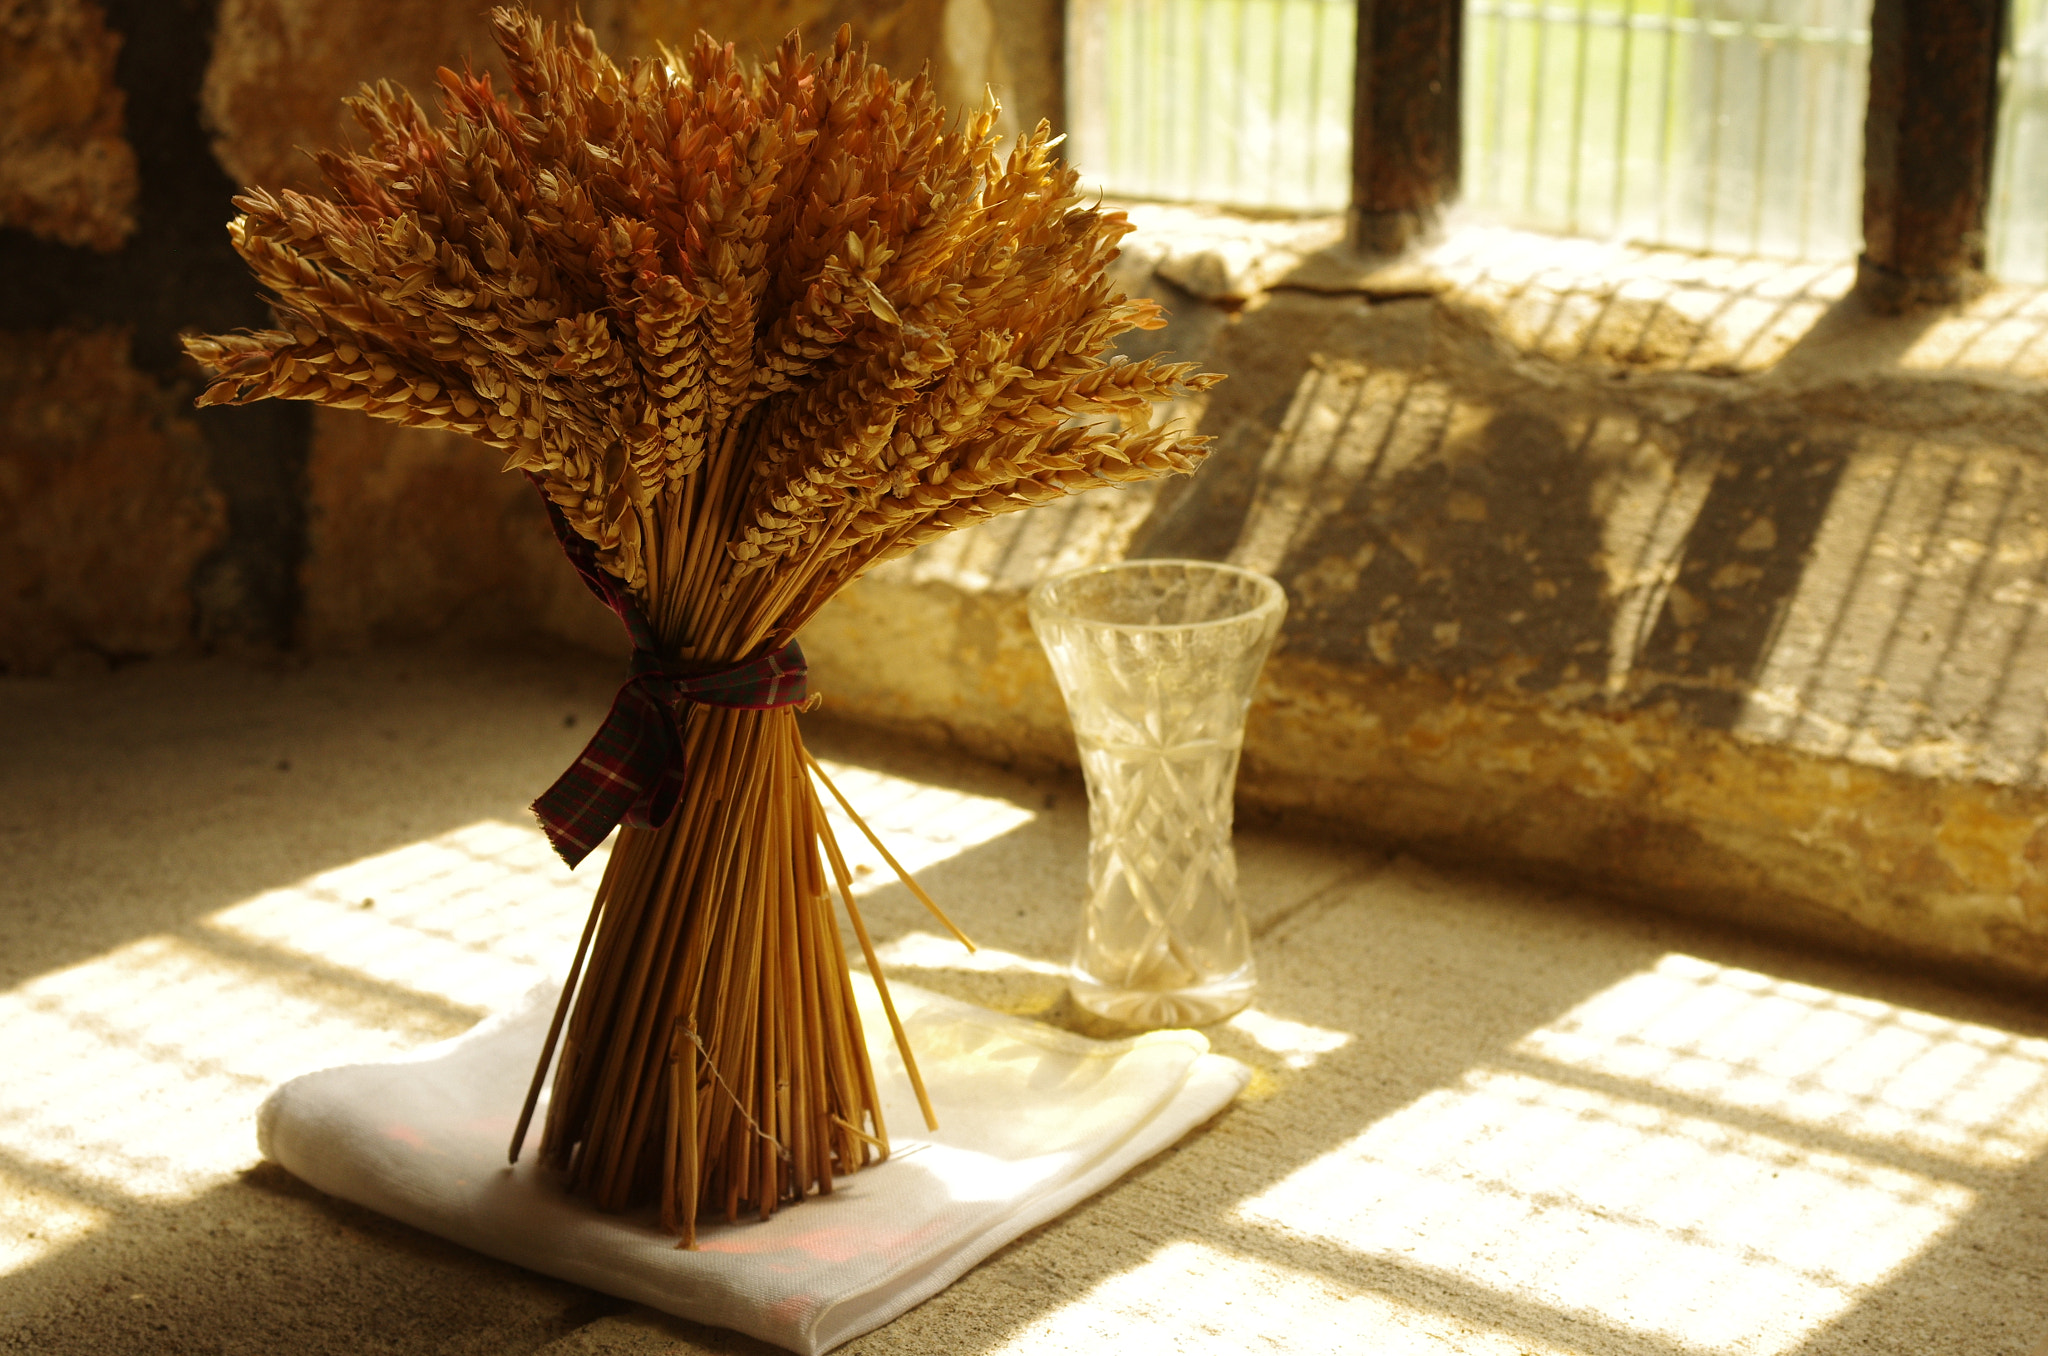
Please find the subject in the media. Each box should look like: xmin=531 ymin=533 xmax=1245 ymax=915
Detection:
xmin=525 ymin=476 xmax=810 ymax=867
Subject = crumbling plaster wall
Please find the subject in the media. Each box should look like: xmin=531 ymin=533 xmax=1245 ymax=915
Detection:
xmin=0 ymin=0 xmax=133 ymax=250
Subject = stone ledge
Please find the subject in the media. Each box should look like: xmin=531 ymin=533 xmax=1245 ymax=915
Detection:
xmin=802 ymin=215 xmax=2048 ymax=989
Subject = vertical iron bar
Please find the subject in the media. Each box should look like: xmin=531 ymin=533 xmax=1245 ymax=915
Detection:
xmin=1748 ymin=2 xmax=1778 ymax=254
xmin=1145 ymin=0 xmax=1165 ymax=197
xmin=1231 ymin=0 xmax=1251 ymax=200
xmin=1702 ymin=11 xmax=1729 ymax=251
xmin=1111 ymin=0 xmax=1131 ymax=191
xmin=1612 ymin=0 xmax=1641 ymax=235
xmin=1132 ymin=0 xmax=1149 ymax=193
xmin=1163 ymin=0 xmax=1180 ymax=197
xmin=1655 ymin=0 xmax=1679 ymax=241
xmin=1074 ymin=0 xmax=1091 ymax=185
xmin=1794 ymin=0 xmax=1826 ymax=258
xmin=1309 ymin=0 xmax=1330 ymax=204
xmin=1823 ymin=0 xmax=1859 ymax=258
xmin=1525 ymin=0 xmax=1552 ymax=214
xmin=1567 ymin=0 xmax=1596 ymax=232
xmin=1261 ymin=0 xmax=1277 ymax=201
xmin=1351 ymin=0 xmax=1463 ymax=250
xmin=1075 ymin=0 xmax=1105 ymax=183
xmin=1117 ymin=0 xmax=1135 ymax=194
xmin=1193 ymin=0 xmax=1213 ymax=200
xmin=1101 ymin=0 xmax=1119 ymax=189
xmin=1489 ymin=0 xmax=1514 ymax=214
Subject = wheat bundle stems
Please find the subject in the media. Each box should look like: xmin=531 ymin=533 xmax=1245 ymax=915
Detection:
xmin=183 ymin=7 xmax=1219 ymax=1241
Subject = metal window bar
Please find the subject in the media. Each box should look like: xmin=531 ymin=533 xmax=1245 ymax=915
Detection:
xmin=1065 ymin=0 xmax=1357 ymax=213
xmin=1990 ymin=0 xmax=2048 ymax=283
xmin=1462 ymin=0 xmax=1869 ymax=260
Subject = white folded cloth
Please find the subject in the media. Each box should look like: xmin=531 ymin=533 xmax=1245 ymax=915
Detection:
xmin=258 ymin=974 xmax=1249 ymax=1355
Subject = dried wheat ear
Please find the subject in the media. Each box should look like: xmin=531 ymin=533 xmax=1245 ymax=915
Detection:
xmin=182 ymin=6 xmax=1221 ymax=1240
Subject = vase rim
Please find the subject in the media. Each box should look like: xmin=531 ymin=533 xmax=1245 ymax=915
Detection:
xmin=1027 ymin=557 xmax=1287 ymax=634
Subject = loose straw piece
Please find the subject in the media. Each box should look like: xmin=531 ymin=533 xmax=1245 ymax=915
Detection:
xmin=508 ymin=878 xmax=606 ymax=1163
xmin=802 ymin=747 xmax=977 ymax=954
xmin=815 ymin=802 xmax=939 ymax=1132
xmin=679 ymin=1023 xmax=700 ymax=1249
xmin=830 ymin=1114 xmax=889 ymax=1154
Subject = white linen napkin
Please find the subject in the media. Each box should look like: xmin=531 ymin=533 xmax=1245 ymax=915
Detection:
xmin=258 ymin=974 xmax=1250 ymax=1355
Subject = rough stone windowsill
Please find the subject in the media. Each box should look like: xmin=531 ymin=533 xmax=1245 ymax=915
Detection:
xmin=800 ymin=207 xmax=2048 ymax=990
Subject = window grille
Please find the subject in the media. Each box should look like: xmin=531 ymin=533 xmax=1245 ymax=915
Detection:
xmin=1064 ymin=0 xmax=1356 ymax=212
xmin=1462 ymin=0 xmax=1869 ymax=260
xmin=1065 ymin=0 xmax=1878 ymax=264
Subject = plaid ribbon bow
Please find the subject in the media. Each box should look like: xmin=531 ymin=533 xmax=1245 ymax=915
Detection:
xmin=525 ymin=477 xmax=810 ymax=867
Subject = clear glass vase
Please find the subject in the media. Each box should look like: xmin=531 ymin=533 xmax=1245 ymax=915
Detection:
xmin=1028 ymin=559 xmax=1287 ymax=1029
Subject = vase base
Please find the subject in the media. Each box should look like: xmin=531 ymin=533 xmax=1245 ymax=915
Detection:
xmin=1069 ymin=968 xmax=1254 ymax=1030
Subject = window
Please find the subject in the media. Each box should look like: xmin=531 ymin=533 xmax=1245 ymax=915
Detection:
xmin=1991 ymin=0 xmax=2048 ymax=282
xmin=1062 ymin=0 xmax=2009 ymax=301
xmin=1462 ymin=0 xmax=1867 ymax=260
xmin=1066 ymin=0 xmax=1356 ymax=212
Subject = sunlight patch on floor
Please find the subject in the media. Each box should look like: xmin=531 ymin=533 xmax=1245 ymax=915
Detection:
xmin=870 ymin=931 xmax=1356 ymax=1074
xmin=987 ymin=1239 xmax=1580 ymax=1356
xmin=0 ymin=768 xmax=1029 ymax=1279
xmin=204 ymin=819 xmax=598 ymax=1012
xmin=0 ymin=931 xmax=447 ymax=1210
xmin=1233 ymin=951 xmax=2009 ymax=1355
xmin=1226 ymin=1008 xmax=1353 ymax=1070
xmin=0 ymin=820 xmax=604 ymax=1237
xmin=1238 ymin=1066 xmax=1972 ymax=1352
xmin=1518 ymin=953 xmax=2048 ymax=1168
xmin=0 ymin=1163 xmax=107 ymax=1278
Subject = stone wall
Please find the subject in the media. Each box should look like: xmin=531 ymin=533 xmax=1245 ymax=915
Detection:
xmin=0 ymin=327 xmax=222 ymax=670
xmin=1 ymin=0 xmax=134 ymax=250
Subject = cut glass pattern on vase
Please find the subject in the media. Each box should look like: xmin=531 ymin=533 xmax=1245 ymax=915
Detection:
xmin=1029 ymin=559 xmax=1286 ymax=1029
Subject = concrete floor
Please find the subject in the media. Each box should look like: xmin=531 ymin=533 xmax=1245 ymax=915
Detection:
xmin=4 ymin=645 xmax=2048 ymax=1354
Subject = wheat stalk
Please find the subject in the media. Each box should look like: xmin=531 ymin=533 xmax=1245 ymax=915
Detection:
xmin=184 ymin=7 xmax=1219 ymax=1243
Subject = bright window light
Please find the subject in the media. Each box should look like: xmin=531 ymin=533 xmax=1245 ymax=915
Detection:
xmin=0 ymin=1162 xmax=108 ymax=1278
xmin=1989 ymin=0 xmax=2048 ymax=282
xmin=0 ymin=770 xmax=1030 ymax=1279
xmin=1234 ymin=951 xmax=2014 ymax=1354
xmin=1066 ymin=0 xmax=1356 ymax=213
xmin=206 ymin=819 xmax=601 ymax=1013
xmin=1464 ymin=0 xmax=1868 ymax=260
xmin=1517 ymin=953 xmax=2048 ymax=1167
xmin=988 ymin=1239 xmax=1583 ymax=1356
xmin=1225 ymin=1008 xmax=1352 ymax=1070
